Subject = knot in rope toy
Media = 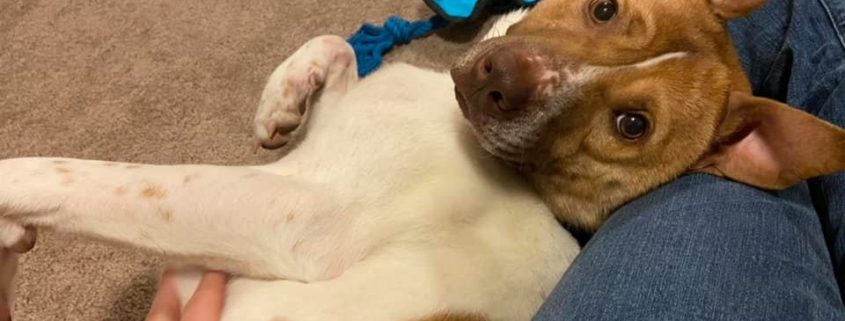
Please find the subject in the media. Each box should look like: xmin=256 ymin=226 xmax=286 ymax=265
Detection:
xmin=348 ymin=16 xmax=448 ymax=77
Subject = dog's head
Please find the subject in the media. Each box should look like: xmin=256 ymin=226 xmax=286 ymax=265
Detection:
xmin=452 ymin=0 xmax=845 ymax=230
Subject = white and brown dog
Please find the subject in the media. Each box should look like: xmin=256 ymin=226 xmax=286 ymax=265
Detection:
xmin=3 ymin=0 xmax=845 ymax=320
xmin=0 ymin=9 xmax=577 ymax=321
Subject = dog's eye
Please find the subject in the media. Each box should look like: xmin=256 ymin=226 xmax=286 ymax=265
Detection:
xmin=591 ymin=0 xmax=618 ymax=22
xmin=615 ymin=112 xmax=649 ymax=140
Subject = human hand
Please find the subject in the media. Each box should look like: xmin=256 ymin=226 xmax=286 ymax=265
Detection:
xmin=145 ymin=269 xmax=228 ymax=321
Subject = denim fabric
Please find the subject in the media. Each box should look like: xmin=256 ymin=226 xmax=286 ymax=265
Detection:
xmin=729 ymin=0 xmax=845 ymax=302
xmin=533 ymin=0 xmax=845 ymax=320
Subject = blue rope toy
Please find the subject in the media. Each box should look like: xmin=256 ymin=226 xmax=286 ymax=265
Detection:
xmin=347 ymin=0 xmax=539 ymax=77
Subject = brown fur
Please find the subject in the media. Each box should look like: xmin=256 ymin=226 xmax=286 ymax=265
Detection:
xmin=498 ymin=0 xmax=753 ymax=229
xmin=140 ymin=183 xmax=167 ymax=199
xmin=156 ymin=207 xmax=174 ymax=222
xmin=454 ymin=0 xmax=845 ymax=230
xmin=54 ymin=166 xmax=72 ymax=174
xmin=695 ymin=92 xmax=845 ymax=188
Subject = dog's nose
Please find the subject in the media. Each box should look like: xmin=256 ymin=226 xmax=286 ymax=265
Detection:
xmin=453 ymin=45 xmax=545 ymax=116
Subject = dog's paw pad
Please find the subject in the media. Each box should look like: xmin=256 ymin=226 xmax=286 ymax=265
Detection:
xmin=254 ymin=71 xmax=316 ymax=150
xmin=253 ymin=35 xmax=357 ymax=150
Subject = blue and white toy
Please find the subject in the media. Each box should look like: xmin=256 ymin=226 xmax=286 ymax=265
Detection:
xmin=348 ymin=0 xmax=539 ymax=77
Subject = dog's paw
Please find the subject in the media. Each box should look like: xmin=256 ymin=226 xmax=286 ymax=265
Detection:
xmin=254 ymin=35 xmax=356 ymax=149
xmin=254 ymin=60 xmax=324 ymax=149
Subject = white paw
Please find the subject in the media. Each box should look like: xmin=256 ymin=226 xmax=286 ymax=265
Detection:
xmin=254 ymin=35 xmax=356 ymax=149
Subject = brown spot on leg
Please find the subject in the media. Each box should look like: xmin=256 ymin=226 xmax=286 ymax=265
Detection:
xmin=55 ymin=167 xmax=72 ymax=174
xmin=114 ymin=186 xmax=128 ymax=195
xmin=60 ymin=174 xmax=75 ymax=186
xmin=183 ymin=174 xmax=198 ymax=184
xmin=140 ymin=183 xmax=167 ymax=199
xmin=286 ymin=211 xmax=295 ymax=223
xmin=126 ymin=164 xmax=142 ymax=169
xmin=157 ymin=208 xmax=173 ymax=222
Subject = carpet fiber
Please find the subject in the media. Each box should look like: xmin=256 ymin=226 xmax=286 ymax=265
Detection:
xmin=0 ymin=1 xmax=493 ymax=320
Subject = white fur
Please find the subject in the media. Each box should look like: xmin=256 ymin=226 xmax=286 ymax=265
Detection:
xmin=484 ymin=9 xmax=530 ymax=41
xmin=0 ymin=14 xmax=580 ymax=321
xmin=630 ymin=51 xmax=690 ymax=69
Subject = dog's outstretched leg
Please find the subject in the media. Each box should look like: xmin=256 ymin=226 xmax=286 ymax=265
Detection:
xmin=0 ymin=158 xmax=363 ymax=282
xmin=254 ymin=35 xmax=358 ymax=149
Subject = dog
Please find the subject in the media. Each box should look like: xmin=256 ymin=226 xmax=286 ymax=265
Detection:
xmin=2 ymin=0 xmax=845 ymax=320
xmin=0 ymin=10 xmax=577 ymax=321
xmin=451 ymin=0 xmax=845 ymax=230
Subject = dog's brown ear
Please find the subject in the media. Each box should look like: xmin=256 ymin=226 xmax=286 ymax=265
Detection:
xmin=694 ymin=91 xmax=845 ymax=189
xmin=709 ymin=0 xmax=767 ymax=19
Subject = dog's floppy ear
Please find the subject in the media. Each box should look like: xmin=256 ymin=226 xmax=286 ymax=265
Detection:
xmin=693 ymin=91 xmax=845 ymax=189
xmin=709 ymin=0 xmax=767 ymax=19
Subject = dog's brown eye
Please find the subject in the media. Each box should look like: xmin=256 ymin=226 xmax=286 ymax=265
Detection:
xmin=616 ymin=112 xmax=649 ymax=140
xmin=592 ymin=0 xmax=618 ymax=22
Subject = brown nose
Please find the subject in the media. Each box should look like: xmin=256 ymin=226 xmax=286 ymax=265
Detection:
xmin=452 ymin=45 xmax=544 ymax=116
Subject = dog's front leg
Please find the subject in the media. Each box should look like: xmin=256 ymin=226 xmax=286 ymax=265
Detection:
xmin=254 ymin=35 xmax=358 ymax=149
xmin=0 ymin=157 xmax=360 ymax=282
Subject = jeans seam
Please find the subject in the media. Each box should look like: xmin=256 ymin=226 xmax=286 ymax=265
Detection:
xmin=760 ymin=40 xmax=791 ymax=90
xmin=819 ymin=0 xmax=845 ymax=51
xmin=760 ymin=0 xmax=796 ymax=89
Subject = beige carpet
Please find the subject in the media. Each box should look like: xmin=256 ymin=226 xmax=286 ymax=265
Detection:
xmin=0 ymin=1 xmax=493 ymax=320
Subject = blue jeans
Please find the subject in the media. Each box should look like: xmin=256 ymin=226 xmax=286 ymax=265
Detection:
xmin=533 ymin=0 xmax=845 ymax=320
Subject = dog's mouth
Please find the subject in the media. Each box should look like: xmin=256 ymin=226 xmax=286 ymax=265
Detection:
xmin=456 ymin=92 xmax=545 ymax=172
xmin=452 ymin=44 xmax=575 ymax=172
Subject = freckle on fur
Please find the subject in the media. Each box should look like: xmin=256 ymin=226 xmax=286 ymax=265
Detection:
xmin=115 ymin=186 xmax=127 ymax=195
xmin=140 ymin=184 xmax=167 ymax=199
xmin=183 ymin=174 xmax=198 ymax=184
xmin=286 ymin=212 xmax=295 ymax=223
xmin=283 ymin=80 xmax=298 ymax=99
xmin=126 ymin=164 xmax=142 ymax=169
xmin=55 ymin=167 xmax=72 ymax=174
xmin=157 ymin=208 xmax=173 ymax=222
